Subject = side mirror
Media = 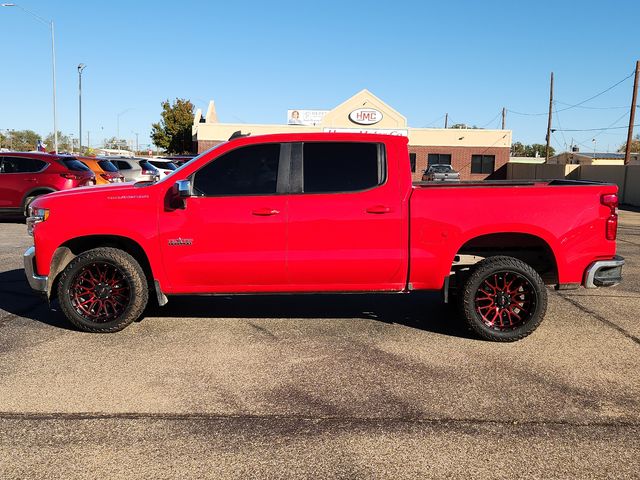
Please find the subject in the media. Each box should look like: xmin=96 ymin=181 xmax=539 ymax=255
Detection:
xmin=168 ymin=179 xmax=192 ymax=210
xmin=175 ymin=179 xmax=192 ymax=198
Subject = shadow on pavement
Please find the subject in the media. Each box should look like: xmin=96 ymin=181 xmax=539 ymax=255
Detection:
xmin=0 ymin=268 xmax=73 ymax=330
xmin=0 ymin=268 xmax=474 ymax=339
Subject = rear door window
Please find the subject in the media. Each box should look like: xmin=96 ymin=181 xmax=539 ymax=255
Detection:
xmin=61 ymin=159 xmax=91 ymax=171
xmin=302 ymin=142 xmax=384 ymax=193
xmin=1 ymin=156 xmax=47 ymax=173
xmin=113 ymin=160 xmax=132 ymax=170
xmin=97 ymin=160 xmax=119 ymax=172
xmin=150 ymin=160 xmax=177 ymax=170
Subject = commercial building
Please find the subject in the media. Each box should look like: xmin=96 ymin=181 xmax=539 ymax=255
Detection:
xmin=192 ymin=90 xmax=512 ymax=181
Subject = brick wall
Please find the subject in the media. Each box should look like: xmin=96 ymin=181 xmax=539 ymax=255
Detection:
xmin=197 ymin=140 xmax=225 ymax=153
xmin=408 ymin=145 xmax=510 ymax=181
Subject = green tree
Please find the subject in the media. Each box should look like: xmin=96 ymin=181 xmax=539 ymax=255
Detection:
xmin=511 ymin=142 xmax=554 ymax=157
xmin=0 ymin=131 xmax=6 ymax=149
xmin=151 ymin=98 xmax=194 ymax=154
xmin=618 ymin=134 xmax=640 ymax=153
xmin=44 ymin=132 xmax=73 ymax=153
xmin=103 ymin=137 xmax=128 ymax=150
xmin=6 ymin=130 xmax=41 ymax=151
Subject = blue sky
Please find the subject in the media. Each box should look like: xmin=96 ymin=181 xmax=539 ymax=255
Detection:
xmin=1 ymin=0 xmax=638 ymax=152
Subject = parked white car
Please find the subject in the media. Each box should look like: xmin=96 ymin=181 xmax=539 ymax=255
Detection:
xmin=147 ymin=159 xmax=178 ymax=179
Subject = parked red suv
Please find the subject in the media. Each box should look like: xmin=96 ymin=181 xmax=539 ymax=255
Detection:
xmin=0 ymin=152 xmax=95 ymax=216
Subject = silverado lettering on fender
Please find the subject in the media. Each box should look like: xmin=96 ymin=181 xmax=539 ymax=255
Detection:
xmin=24 ymin=133 xmax=624 ymax=341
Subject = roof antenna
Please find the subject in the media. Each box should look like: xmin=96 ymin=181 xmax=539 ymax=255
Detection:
xmin=228 ymin=131 xmax=250 ymax=141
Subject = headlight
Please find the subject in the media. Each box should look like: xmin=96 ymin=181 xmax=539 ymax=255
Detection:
xmin=27 ymin=207 xmax=49 ymax=236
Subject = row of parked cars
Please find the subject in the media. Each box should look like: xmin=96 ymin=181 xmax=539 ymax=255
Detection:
xmin=0 ymin=152 xmax=188 ymax=216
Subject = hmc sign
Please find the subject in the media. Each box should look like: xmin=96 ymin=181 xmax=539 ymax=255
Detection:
xmin=349 ymin=108 xmax=383 ymax=125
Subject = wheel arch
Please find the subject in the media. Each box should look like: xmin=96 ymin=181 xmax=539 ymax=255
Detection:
xmin=48 ymin=235 xmax=156 ymax=300
xmin=453 ymin=232 xmax=559 ymax=285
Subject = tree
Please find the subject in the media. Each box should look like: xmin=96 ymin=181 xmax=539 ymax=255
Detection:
xmin=511 ymin=142 xmax=554 ymax=157
xmin=5 ymin=130 xmax=41 ymax=151
xmin=151 ymin=98 xmax=194 ymax=154
xmin=44 ymin=132 xmax=73 ymax=153
xmin=103 ymin=137 xmax=128 ymax=150
xmin=618 ymin=134 xmax=640 ymax=153
xmin=0 ymin=131 xmax=6 ymax=149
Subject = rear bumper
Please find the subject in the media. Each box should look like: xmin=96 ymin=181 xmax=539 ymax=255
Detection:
xmin=23 ymin=246 xmax=48 ymax=293
xmin=584 ymin=255 xmax=624 ymax=288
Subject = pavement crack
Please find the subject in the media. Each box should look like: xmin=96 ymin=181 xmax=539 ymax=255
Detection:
xmin=558 ymin=293 xmax=640 ymax=346
xmin=0 ymin=411 xmax=638 ymax=428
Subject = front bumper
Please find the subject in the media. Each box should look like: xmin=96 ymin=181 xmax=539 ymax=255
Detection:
xmin=584 ymin=255 xmax=624 ymax=288
xmin=23 ymin=246 xmax=48 ymax=293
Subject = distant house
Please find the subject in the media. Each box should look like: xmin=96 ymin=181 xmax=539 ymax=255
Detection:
xmin=548 ymin=151 xmax=640 ymax=165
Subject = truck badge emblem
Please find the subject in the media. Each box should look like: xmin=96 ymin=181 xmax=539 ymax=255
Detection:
xmin=168 ymin=238 xmax=193 ymax=246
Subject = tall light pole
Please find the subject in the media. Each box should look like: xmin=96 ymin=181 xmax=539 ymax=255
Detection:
xmin=78 ymin=63 xmax=86 ymax=154
xmin=1 ymin=3 xmax=58 ymax=153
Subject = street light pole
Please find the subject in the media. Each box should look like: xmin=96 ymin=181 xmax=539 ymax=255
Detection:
xmin=78 ymin=64 xmax=86 ymax=154
xmin=1 ymin=3 xmax=58 ymax=153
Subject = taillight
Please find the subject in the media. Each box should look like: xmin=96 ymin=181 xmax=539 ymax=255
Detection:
xmin=60 ymin=173 xmax=82 ymax=180
xmin=141 ymin=169 xmax=155 ymax=175
xmin=601 ymin=193 xmax=618 ymax=241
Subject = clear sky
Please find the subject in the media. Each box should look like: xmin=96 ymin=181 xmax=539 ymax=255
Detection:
xmin=1 ymin=0 xmax=639 ymax=153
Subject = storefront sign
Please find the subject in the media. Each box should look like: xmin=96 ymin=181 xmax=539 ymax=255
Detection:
xmin=323 ymin=127 xmax=408 ymax=137
xmin=349 ymin=108 xmax=383 ymax=125
xmin=287 ymin=109 xmax=329 ymax=126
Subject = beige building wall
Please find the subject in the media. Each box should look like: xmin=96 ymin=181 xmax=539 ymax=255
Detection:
xmin=193 ymin=89 xmax=511 ymax=149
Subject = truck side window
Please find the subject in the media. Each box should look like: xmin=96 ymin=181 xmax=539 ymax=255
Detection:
xmin=193 ymin=143 xmax=280 ymax=196
xmin=302 ymin=142 xmax=383 ymax=193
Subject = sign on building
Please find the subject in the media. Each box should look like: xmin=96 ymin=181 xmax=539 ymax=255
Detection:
xmin=287 ymin=109 xmax=329 ymax=126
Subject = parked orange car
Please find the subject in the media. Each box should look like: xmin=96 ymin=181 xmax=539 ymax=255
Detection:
xmin=77 ymin=157 xmax=125 ymax=185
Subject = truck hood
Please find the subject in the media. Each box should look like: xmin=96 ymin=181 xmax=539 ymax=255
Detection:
xmin=32 ymin=182 xmax=157 ymax=209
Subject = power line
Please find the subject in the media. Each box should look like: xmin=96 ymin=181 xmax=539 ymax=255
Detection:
xmin=553 ymin=123 xmax=638 ymax=132
xmin=507 ymin=70 xmax=634 ymax=116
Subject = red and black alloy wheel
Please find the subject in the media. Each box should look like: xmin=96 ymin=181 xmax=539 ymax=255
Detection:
xmin=70 ymin=261 xmax=131 ymax=323
xmin=473 ymin=271 xmax=537 ymax=331
xmin=459 ymin=256 xmax=548 ymax=342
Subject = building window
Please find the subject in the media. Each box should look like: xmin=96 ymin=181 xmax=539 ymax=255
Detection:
xmin=471 ymin=154 xmax=495 ymax=174
xmin=409 ymin=153 xmax=416 ymax=173
xmin=427 ymin=153 xmax=452 ymax=166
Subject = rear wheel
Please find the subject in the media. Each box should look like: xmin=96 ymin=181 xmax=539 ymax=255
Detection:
xmin=458 ymin=256 xmax=547 ymax=342
xmin=57 ymin=248 xmax=148 ymax=333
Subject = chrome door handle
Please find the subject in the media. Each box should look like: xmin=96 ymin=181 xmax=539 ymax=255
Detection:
xmin=252 ymin=208 xmax=280 ymax=216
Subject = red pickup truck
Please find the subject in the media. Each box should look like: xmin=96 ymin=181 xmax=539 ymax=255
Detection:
xmin=24 ymin=133 xmax=624 ymax=341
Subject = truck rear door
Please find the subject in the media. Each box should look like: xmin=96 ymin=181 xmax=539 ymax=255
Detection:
xmin=286 ymin=141 xmax=407 ymax=291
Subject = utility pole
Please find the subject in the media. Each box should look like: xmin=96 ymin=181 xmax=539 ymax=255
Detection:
xmin=545 ymin=72 xmax=554 ymax=162
xmin=624 ymin=60 xmax=639 ymax=165
xmin=501 ymin=107 xmax=506 ymax=130
xmin=78 ymin=63 xmax=86 ymax=153
xmin=444 ymin=113 xmax=448 ymax=129
xmin=87 ymin=131 xmax=90 ymax=149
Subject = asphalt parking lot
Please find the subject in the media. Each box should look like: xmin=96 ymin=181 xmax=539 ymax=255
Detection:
xmin=1 ymin=211 xmax=639 ymax=479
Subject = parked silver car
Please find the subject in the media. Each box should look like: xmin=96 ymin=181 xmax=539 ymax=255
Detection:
xmin=103 ymin=157 xmax=160 ymax=183
xmin=421 ymin=164 xmax=461 ymax=182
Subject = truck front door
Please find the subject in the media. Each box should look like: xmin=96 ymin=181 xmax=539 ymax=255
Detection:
xmin=159 ymin=143 xmax=289 ymax=293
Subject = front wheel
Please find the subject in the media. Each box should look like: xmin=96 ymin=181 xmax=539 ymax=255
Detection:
xmin=57 ymin=248 xmax=148 ymax=333
xmin=458 ymin=256 xmax=547 ymax=342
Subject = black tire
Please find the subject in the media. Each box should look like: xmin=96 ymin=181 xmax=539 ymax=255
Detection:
xmin=23 ymin=195 xmax=36 ymax=217
xmin=57 ymin=247 xmax=148 ymax=333
xmin=458 ymin=256 xmax=547 ymax=342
